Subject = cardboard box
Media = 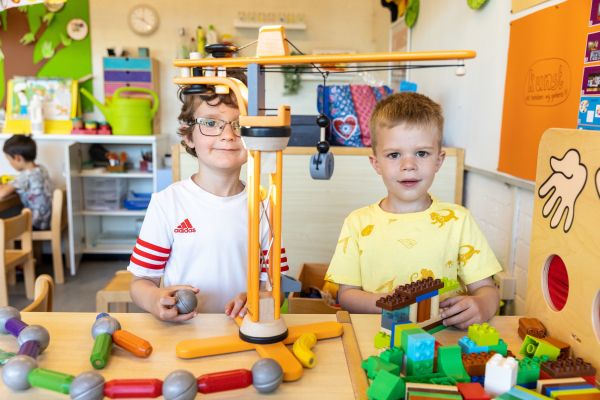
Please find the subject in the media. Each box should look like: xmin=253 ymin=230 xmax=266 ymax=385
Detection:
xmin=287 ymin=263 xmax=341 ymax=314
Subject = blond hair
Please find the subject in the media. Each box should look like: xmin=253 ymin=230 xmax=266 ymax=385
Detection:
xmin=369 ymin=92 xmax=444 ymax=152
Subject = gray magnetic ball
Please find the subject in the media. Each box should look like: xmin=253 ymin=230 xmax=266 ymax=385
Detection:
xmin=17 ymin=325 xmax=50 ymax=352
xmin=163 ymin=369 xmax=197 ymax=400
xmin=252 ymin=358 xmax=283 ymax=393
xmin=0 ymin=306 xmax=20 ymax=334
xmin=175 ymin=289 xmax=198 ymax=314
xmin=2 ymin=355 xmax=38 ymax=391
xmin=70 ymin=371 xmax=105 ymax=400
xmin=91 ymin=317 xmax=121 ymax=339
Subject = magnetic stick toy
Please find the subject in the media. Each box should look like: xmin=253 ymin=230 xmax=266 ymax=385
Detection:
xmin=90 ymin=313 xmax=153 ymax=369
xmin=1 ymin=306 xmax=284 ymax=397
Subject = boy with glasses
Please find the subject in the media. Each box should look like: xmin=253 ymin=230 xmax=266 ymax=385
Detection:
xmin=128 ymin=72 xmax=288 ymax=321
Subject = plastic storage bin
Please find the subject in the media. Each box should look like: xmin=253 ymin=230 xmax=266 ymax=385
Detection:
xmin=83 ymin=178 xmax=128 ymax=210
xmin=123 ymin=191 xmax=151 ymax=210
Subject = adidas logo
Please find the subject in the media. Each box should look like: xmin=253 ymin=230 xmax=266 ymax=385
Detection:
xmin=174 ymin=218 xmax=196 ymax=233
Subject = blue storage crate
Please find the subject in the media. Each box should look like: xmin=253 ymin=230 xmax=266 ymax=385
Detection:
xmin=123 ymin=191 xmax=151 ymax=210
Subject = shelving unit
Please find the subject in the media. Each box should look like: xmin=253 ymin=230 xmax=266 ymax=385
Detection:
xmin=65 ymin=135 xmax=167 ymax=274
xmin=233 ymin=19 xmax=306 ymax=30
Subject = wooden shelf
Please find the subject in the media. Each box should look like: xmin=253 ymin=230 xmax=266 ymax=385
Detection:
xmin=76 ymin=169 xmax=153 ymax=178
xmin=233 ymin=19 xmax=306 ymax=30
xmin=79 ymin=209 xmax=147 ymax=217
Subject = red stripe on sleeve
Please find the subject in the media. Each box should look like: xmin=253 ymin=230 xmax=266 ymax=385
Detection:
xmin=130 ymin=255 xmax=166 ymax=270
xmin=136 ymin=238 xmax=171 ymax=254
xmin=133 ymin=246 xmax=169 ymax=262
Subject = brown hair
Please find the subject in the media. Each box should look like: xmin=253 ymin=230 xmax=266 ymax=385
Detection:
xmin=177 ymin=69 xmax=247 ymax=157
xmin=3 ymin=134 xmax=37 ymax=161
xmin=369 ymin=92 xmax=444 ymax=152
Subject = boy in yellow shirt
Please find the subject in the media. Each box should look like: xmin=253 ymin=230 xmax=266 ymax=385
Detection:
xmin=325 ymin=92 xmax=502 ymax=329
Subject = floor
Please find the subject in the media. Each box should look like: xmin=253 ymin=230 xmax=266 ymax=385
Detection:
xmin=8 ymin=254 xmax=142 ymax=312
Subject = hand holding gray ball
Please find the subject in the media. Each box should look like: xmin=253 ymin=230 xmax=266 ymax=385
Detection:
xmin=174 ymin=289 xmax=198 ymax=314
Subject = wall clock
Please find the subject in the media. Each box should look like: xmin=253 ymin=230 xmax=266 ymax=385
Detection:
xmin=128 ymin=4 xmax=159 ymax=36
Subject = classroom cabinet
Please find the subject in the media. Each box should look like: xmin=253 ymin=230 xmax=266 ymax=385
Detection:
xmin=65 ymin=135 xmax=166 ymax=274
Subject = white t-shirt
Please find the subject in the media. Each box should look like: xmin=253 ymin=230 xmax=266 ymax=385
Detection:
xmin=127 ymin=178 xmax=288 ymax=313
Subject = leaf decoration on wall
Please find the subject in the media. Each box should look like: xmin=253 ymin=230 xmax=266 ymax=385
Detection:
xmin=59 ymin=32 xmax=71 ymax=47
xmin=41 ymin=40 xmax=54 ymax=58
xmin=20 ymin=31 xmax=35 ymax=45
xmin=42 ymin=12 xmax=54 ymax=25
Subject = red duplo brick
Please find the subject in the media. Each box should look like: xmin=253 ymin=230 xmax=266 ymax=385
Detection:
xmin=456 ymin=382 xmax=491 ymax=400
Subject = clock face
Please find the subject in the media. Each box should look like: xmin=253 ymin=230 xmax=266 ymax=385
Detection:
xmin=128 ymin=5 xmax=159 ymax=36
xmin=67 ymin=19 xmax=88 ymax=41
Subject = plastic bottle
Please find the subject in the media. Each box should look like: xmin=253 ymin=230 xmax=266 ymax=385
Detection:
xmin=177 ymin=28 xmax=189 ymax=59
xmin=29 ymin=94 xmax=44 ymax=135
xmin=206 ymin=25 xmax=218 ymax=46
xmin=196 ymin=26 xmax=206 ymax=56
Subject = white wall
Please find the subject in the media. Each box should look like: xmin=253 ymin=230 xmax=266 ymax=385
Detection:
xmin=409 ymin=1 xmax=568 ymax=314
xmin=88 ymin=0 xmax=389 ymax=144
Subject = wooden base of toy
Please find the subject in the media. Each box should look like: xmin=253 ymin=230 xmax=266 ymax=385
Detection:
xmin=176 ymin=318 xmax=343 ymax=381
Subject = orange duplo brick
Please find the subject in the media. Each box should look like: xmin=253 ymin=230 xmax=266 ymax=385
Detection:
xmin=113 ymin=329 xmax=153 ymax=358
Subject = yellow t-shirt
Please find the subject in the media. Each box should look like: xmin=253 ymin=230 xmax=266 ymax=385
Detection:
xmin=325 ymin=197 xmax=503 ymax=294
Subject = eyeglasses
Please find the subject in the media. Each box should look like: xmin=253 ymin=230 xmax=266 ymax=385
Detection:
xmin=189 ymin=117 xmax=241 ymax=137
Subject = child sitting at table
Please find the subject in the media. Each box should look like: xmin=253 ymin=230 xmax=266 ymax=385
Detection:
xmin=0 ymin=134 xmax=53 ymax=230
xmin=128 ymin=70 xmax=288 ymax=322
xmin=325 ymin=92 xmax=502 ymax=329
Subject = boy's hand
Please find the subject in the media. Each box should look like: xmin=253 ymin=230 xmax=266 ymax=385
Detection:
xmin=439 ymin=295 xmax=489 ymax=330
xmin=225 ymin=292 xmax=247 ymax=319
xmin=155 ymin=285 xmax=199 ymax=322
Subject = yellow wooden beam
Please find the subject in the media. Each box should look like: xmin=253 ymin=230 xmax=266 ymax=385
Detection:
xmin=173 ymin=50 xmax=476 ymax=68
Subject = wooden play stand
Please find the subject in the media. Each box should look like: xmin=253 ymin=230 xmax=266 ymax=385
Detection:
xmin=526 ymin=128 xmax=600 ymax=383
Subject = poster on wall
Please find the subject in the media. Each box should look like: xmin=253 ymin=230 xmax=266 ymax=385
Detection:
xmin=584 ymin=31 xmax=600 ymax=62
xmin=581 ymin=65 xmax=600 ymax=95
xmin=591 ymin=0 xmax=600 ymax=25
xmin=498 ymin=0 xmax=587 ymax=181
xmin=577 ymin=96 xmax=600 ymax=129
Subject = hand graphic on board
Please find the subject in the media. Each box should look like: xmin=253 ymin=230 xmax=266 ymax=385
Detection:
xmin=538 ymin=149 xmax=587 ymax=233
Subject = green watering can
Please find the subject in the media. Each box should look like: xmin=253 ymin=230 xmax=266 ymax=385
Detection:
xmin=80 ymin=87 xmax=159 ymax=135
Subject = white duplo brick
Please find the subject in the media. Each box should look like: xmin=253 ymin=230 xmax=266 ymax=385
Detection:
xmin=484 ymin=353 xmax=518 ymax=397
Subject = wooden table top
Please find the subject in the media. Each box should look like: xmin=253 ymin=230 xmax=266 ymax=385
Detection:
xmin=0 ymin=313 xmax=520 ymax=399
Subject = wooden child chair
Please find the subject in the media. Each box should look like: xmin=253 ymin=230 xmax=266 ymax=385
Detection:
xmin=0 ymin=208 xmax=35 ymax=307
xmin=32 ymin=188 xmax=69 ymax=284
xmin=22 ymin=274 xmax=54 ymax=312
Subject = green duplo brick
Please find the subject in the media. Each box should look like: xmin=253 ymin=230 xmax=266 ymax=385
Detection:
xmin=406 ymin=358 xmax=433 ymax=375
xmin=367 ymin=369 xmax=405 ymax=400
xmin=375 ymin=331 xmax=391 ymax=349
xmin=392 ymin=323 xmax=419 ymax=348
xmin=361 ymin=356 xmax=400 ymax=379
xmin=488 ymin=338 xmax=508 ymax=356
xmin=380 ymin=347 xmax=404 ymax=367
xmin=400 ymin=327 xmax=426 ymax=352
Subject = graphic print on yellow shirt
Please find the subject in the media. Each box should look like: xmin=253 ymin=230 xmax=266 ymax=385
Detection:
xmin=325 ymin=197 xmax=502 ymax=294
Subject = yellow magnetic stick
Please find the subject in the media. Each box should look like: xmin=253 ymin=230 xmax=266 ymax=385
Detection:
xmin=292 ymin=332 xmax=317 ymax=368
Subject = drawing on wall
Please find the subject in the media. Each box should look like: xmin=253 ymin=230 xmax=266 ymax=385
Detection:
xmin=591 ymin=0 xmax=600 ymax=25
xmin=585 ymin=31 xmax=600 ymax=62
xmin=8 ymin=77 xmax=73 ymax=120
xmin=581 ymin=65 xmax=600 ymax=95
xmin=576 ymin=96 xmax=600 ymax=129
xmin=538 ymin=149 xmax=587 ymax=233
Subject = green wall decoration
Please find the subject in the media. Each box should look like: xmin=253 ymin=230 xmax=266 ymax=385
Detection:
xmin=0 ymin=0 xmax=93 ymax=111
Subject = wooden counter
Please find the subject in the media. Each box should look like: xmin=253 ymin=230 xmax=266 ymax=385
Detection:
xmin=0 ymin=313 xmax=519 ymax=399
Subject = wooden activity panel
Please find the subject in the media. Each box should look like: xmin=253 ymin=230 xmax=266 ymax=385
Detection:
xmin=526 ymin=127 xmax=600 ymax=382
